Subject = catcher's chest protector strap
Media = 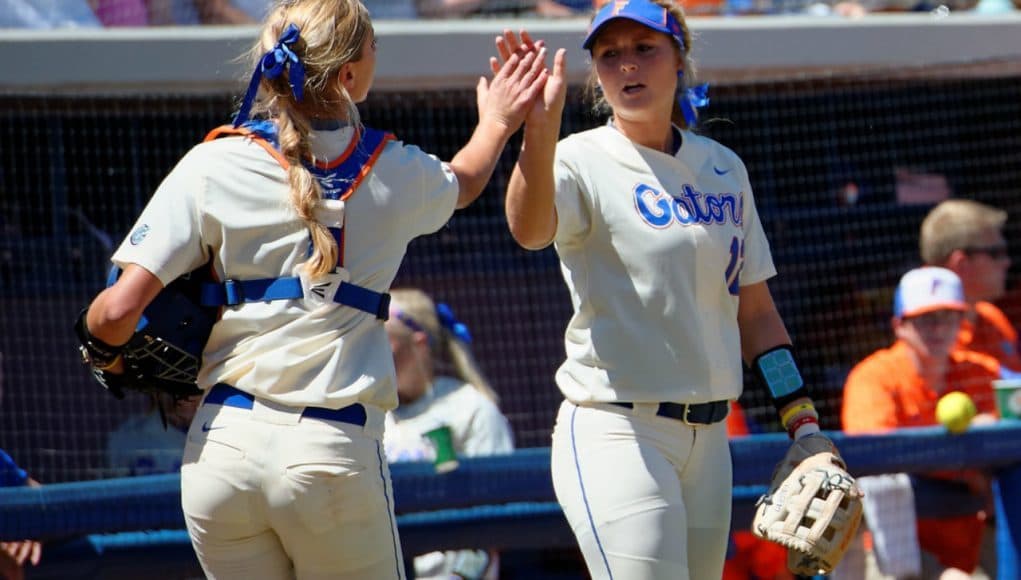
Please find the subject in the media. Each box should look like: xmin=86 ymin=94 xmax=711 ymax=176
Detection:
xmin=201 ymin=122 xmax=394 ymax=320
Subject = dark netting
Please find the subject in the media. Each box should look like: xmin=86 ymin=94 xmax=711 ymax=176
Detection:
xmin=3 ymin=61 xmax=1021 ymax=482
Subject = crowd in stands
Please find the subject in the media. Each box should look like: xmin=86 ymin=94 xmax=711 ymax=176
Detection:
xmin=0 ymin=0 xmax=268 ymax=27
xmin=0 ymin=0 xmax=1018 ymax=28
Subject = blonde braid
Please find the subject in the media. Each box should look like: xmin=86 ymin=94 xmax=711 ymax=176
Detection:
xmin=277 ymin=109 xmax=338 ymax=278
xmin=240 ymin=0 xmax=375 ymax=279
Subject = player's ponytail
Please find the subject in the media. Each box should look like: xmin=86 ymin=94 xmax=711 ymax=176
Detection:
xmin=390 ymin=289 xmax=500 ymax=404
xmin=277 ymin=110 xmax=338 ymax=277
xmin=659 ymin=0 xmax=700 ymax=130
xmin=242 ymin=0 xmax=374 ymax=279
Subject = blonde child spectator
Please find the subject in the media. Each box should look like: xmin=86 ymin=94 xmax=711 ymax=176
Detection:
xmin=384 ymin=288 xmax=513 ymax=580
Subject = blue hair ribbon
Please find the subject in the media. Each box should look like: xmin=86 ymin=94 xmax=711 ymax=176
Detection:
xmin=679 ymin=81 xmax=710 ymax=128
xmin=234 ymin=23 xmax=306 ymax=127
xmin=436 ymin=303 xmax=472 ymax=345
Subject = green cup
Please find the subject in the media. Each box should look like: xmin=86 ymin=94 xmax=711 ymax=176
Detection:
xmin=993 ymin=379 xmax=1021 ymax=420
xmin=423 ymin=425 xmax=459 ymax=473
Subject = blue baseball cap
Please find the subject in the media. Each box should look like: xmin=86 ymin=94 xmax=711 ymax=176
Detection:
xmin=582 ymin=0 xmax=685 ymax=51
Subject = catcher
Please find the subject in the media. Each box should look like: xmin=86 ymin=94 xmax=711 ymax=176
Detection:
xmin=71 ymin=1 xmax=548 ymax=577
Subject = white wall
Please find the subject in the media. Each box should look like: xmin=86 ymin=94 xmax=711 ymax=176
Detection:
xmin=1 ymin=13 xmax=1020 ymax=93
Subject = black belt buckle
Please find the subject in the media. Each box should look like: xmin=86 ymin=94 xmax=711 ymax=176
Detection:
xmin=680 ymin=401 xmax=728 ymax=426
xmin=615 ymin=401 xmax=727 ymax=425
xmin=682 ymin=403 xmax=697 ymax=427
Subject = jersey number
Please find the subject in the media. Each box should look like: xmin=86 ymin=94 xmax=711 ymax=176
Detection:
xmin=725 ymin=236 xmax=744 ymax=296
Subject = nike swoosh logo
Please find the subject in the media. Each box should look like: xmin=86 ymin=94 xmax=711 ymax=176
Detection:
xmin=200 ymin=422 xmax=222 ymax=433
xmin=713 ymin=166 xmax=731 ymax=176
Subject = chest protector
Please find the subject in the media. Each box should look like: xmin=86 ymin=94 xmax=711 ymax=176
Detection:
xmin=102 ymin=120 xmax=394 ymax=391
xmin=198 ymin=120 xmax=394 ymax=319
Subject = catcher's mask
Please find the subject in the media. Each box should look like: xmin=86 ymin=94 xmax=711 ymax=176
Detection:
xmin=102 ymin=265 xmax=218 ymax=398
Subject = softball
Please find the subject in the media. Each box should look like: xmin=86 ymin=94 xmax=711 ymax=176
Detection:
xmin=936 ymin=392 xmax=977 ymax=434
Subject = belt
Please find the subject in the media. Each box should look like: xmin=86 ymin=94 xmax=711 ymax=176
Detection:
xmin=205 ymin=383 xmax=367 ymax=427
xmin=611 ymin=400 xmax=729 ymax=426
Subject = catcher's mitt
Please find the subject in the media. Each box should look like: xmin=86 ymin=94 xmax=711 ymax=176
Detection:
xmin=74 ymin=266 xmax=216 ymax=403
xmin=752 ymin=433 xmax=863 ymax=575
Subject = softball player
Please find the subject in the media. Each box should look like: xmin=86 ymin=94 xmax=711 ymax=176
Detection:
xmin=75 ymin=1 xmax=547 ymax=577
xmin=501 ymin=2 xmax=835 ymax=578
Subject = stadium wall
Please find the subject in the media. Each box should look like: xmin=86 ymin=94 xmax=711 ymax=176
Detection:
xmin=2 ymin=14 xmax=1021 ymax=93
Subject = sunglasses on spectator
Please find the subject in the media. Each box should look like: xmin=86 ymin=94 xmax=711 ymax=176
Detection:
xmin=963 ymin=245 xmax=1010 ymax=260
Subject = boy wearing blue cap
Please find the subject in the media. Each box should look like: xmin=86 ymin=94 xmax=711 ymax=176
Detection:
xmin=497 ymin=0 xmax=856 ymax=577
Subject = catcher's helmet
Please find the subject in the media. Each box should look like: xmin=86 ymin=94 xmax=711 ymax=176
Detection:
xmin=102 ymin=265 xmax=218 ymax=398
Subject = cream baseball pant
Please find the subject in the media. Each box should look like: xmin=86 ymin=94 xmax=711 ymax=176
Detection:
xmin=551 ymin=400 xmax=732 ymax=580
xmin=181 ymin=394 xmax=405 ymax=580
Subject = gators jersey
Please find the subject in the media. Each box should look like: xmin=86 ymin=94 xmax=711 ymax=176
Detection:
xmin=551 ymin=125 xmax=776 ymax=404
xmin=111 ymin=124 xmax=458 ymax=411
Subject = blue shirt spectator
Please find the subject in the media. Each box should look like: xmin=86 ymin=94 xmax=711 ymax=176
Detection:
xmin=0 ymin=448 xmax=43 ymax=575
xmin=0 ymin=449 xmax=28 ymax=488
xmin=0 ymin=0 xmax=100 ymax=28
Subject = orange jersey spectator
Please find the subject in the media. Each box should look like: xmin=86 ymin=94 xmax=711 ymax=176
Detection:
xmin=996 ymin=278 xmax=1021 ymax=332
xmin=842 ymin=266 xmax=1001 ymax=573
xmin=723 ymin=401 xmax=792 ymax=580
xmin=842 ymin=342 xmax=999 ymax=572
xmin=726 ymin=400 xmax=750 ymax=437
xmin=960 ymin=300 xmax=1021 ymax=371
xmin=920 ymin=200 xmax=1018 ymax=370
xmin=842 ymin=342 xmax=999 ymax=431
xmin=677 ymin=0 xmax=726 ymax=15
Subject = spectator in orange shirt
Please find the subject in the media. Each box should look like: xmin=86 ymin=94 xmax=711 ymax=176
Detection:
xmin=842 ymin=266 xmax=1000 ymax=577
xmin=920 ymin=199 xmax=1020 ymax=371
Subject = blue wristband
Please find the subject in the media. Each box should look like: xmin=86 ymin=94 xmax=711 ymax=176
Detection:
xmin=754 ymin=346 xmax=804 ymax=399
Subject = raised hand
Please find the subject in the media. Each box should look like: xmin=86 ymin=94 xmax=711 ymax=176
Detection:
xmin=491 ymin=29 xmax=541 ymax=72
xmin=490 ymin=30 xmax=567 ymax=131
xmin=475 ymin=31 xmax=549 ymax=136
xmin=535 ymin=46 xmax=568 ymax=129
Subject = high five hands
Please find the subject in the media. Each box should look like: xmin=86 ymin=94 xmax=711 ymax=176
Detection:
xmin=483 ymin=30 xmax=568 ymax=133
xmin=475 ymin=30 xmax=550 ymax=135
